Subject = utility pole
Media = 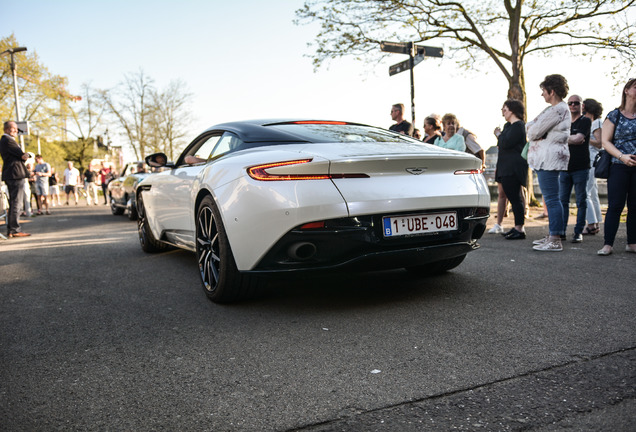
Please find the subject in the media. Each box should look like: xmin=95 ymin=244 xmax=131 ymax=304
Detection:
xmin=1 ymin=46 xmax=28 ymax=150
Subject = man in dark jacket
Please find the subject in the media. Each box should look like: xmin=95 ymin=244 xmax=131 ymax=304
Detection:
xmin=0 ymin=121 xmax=31 ymax=237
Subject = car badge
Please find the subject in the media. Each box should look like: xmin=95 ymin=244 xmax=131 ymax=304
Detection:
xmin=406 ymin=167 xmax=427 ymax=175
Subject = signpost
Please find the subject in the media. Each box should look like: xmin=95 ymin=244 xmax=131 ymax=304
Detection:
xmin=381 ymin=41 xmax=443 ymax=127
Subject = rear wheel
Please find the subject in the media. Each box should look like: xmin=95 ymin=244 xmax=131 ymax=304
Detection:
xmin=196 ymin=195 xmax=260 ymax=303
xmin=137 ymin=193 xmax=169 ymax=253
xmin=406 ymin=254 xmax=466 ymax=275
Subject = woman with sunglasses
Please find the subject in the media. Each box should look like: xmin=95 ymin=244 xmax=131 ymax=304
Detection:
xmin=526 ymin=74 xmax=571 ymax=252
xmin=597 ymin=78 xmax=636 ymax=256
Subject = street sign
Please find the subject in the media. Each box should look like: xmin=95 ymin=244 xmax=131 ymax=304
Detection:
xmin=16 ymin=120 xmax=29 ymax=136
xmin=389 ymin=55 xmax=424 ymax=76
xmin=380 ymin=41 xmax=444 ymax=127
xmin=415 ymin=45 xmax=444 ymax=58
xmin=380 ymin=41 xmax=411 ymax=55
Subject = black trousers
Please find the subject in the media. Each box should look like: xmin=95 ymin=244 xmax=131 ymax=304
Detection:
xmin=499 ymin=175 xmax=526 ymax=227
xmin=5 ymin=178 xmax=26 ymax=234
xmin=604 ymin=163 xmax=636 ymax=246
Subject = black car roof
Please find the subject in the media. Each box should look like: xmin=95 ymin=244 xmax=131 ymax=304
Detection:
xmin=200 ymin=119 xmax=371 ymax=143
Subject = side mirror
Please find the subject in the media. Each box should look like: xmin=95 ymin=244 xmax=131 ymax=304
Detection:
xmin=145 ymin=153 xmax=174 ymax=168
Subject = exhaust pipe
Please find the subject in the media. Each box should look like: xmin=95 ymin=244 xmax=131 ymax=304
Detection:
xmin=287 ymin=242 xmax=317 ymax=260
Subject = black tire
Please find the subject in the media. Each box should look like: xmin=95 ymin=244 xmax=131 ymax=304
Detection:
xmin=110 ymin=195 xmax=124 ymax=215
xmin=196 ymin=195 xmax=261 ymax=303
xmin=406 ymin=254 xmax=467 ymax=275
xmin=128 ymin=199 xmax=138 ymax=221
xmin=137 ymin=192 xmax=169 ymax=253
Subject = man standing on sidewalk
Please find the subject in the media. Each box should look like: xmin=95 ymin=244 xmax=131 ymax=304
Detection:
xmin=389 ymin=103 xmax=414 ymax=136
xmin=560 ymin=95 xmax=591 ymax=243
xmin=63 ymin=161 xmax=80 ymax=205
xmin=0 ymin=121 xmax=31 ymax=237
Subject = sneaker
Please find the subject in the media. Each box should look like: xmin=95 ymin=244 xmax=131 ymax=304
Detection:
xmin=488 ymin=223 xmax=504 ymax=234
xmin=502 ymin=228 xmax=516 ymax=236
xmin=532 ymin=236 xmax=549 ymax=245
xmin=533 ymin=240 xmax=563 ymax=252
xmin=504 ymin=228 xmax=526 ymax=240
xmin=571 ymin=233 xmax=583 ymax=243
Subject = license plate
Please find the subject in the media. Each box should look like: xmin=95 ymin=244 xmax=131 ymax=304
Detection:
xmin=383 ymin=212 xmax=458 ymax=237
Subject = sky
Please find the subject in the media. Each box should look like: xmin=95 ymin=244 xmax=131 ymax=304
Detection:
xmin=3 ymin=0 xmax=633 ymax=160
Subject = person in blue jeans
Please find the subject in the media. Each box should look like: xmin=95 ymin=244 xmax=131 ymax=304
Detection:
xmin=526 ymin=74 xmax=571 ymax=252
xmin=560 ymin=94 xmax=591 ymax=243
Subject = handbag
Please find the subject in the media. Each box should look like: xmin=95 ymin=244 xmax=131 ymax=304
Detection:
xmin=593 ymin=150 xmax=611 ymax=179
xmin=521 ymin=142 xmax=529 ymax=160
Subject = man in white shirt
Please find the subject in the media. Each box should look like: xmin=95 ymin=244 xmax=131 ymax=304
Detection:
xmin=63 ymin=161 xmax=81 ymax=205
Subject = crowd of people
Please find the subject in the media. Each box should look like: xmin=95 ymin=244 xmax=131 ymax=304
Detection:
xmin=388 ymin=76 xmax=636 ymax=255
xmin=1 ymin=120 xmax=117 ymax=237
xmin=3 ymin=78 xmax=635 ymax=249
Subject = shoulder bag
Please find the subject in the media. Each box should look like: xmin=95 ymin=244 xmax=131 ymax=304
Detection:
xmin=594 ymin=150 xmax=611 ymax=179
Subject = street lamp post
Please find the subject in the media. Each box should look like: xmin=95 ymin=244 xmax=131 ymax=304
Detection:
xmin=1 ymin=46 xmax=28 ymax=150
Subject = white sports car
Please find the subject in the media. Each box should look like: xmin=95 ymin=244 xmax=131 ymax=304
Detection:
xmin=137 ymin=120 xmax=490 ymax=303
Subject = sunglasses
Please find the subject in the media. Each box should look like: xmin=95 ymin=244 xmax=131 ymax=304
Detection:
xmin=568 ymin=101 xmax=581 ymax=106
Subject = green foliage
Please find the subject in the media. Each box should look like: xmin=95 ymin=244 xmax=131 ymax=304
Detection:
xmin=1 ymin=33 xmax=74 ymax=138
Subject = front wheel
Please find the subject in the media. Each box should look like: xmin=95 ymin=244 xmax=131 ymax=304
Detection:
xmin=110 ymin=195 xmax=125 ymax=215
xmin=137 ymin=192 xmax=169 ymax=253
xmin=405 ymin=254 xmax=467 ymax=276
xmin=128 ymin=199 xmax=138 ymax=221
xmin=196 ymin=195 xmax=261 ymax=303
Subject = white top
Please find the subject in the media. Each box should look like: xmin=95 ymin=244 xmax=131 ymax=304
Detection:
xmin=526 ymin=101 xmax=571 ymax=171
xmin=589 ymin=117 xmax=602 ymax=161
xmin=64 ymin=167 xmax=80 ymax=186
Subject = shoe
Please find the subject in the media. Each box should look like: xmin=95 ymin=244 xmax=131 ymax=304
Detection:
xmin=8 ymin=232 xmax=31 ymax=238
xmin=37 ymin=211 xmax=43 ymax=215
xmin=533 ymin=236 xmax=549 ymax=245
xmin=505 ymin=228 xmax=526 ymax=240
xmin=582 ymin=226 xmax=600 ymax=235
xmin=626 ymin=246 xmax=636 ymax=253
xmin=65 ymin=202 xmax=69 ymax=205
xmin=502 ymin=228 xmax=516 ymax=236
xmin=535 ymin=213 xmax=548 ymax=219
xmin=533 ymin=240 xmax=563 ymax=251
xmin=597 ymin=247 xmax=613 ymax=256
xmin=571 ymin=233 xmax=583 ymax=243
xmin=45 ymin=211 xmax=51 ymax=215
xmin=488 ymin=223 xmax=504 ymax=234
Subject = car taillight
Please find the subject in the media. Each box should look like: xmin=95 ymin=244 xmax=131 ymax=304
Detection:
xmin=299 ymin=221 xmax=325 ymax=229
xmin=247 ymin=159 xmax=369 ymax=181
xmin=454 ymin=168 xmax=483 ymax=175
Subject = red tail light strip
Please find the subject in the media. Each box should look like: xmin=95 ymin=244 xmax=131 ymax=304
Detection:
xmin=247 ymin=159 xmax=369 ymax=181
xmin=454 ymin=168 xmax=483 ymax=175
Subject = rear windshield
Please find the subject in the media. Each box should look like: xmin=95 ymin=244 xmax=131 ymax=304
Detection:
xmin=266 ymin=123 xmax=421 ymax=144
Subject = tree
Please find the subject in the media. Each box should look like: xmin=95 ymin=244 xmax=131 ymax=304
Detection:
xmin=101 ymin=72 xmax=193 ymax=161
xmin=1 ymin=33 xmax=77 ymax=139
xmin=295 ymin=0 xmax=636 ymax=106
xmin=148 ymin=79 xmax=193 ymax=161
xmin=57 ymin=83 xmax=109 ymax=171
xmin=100 ymin=70 xmax=155 ymax=161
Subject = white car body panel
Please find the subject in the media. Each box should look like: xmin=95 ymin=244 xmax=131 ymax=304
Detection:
xmin=139 ymin=136 xmax=490 ymax=272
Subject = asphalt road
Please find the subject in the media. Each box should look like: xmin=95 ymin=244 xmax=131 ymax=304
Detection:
xmin=1 ymin=203 xmax=635 ymax=431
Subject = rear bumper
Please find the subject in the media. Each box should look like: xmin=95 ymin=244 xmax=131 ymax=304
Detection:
xmin=247 ymin=207 xmax=489 ymax=274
